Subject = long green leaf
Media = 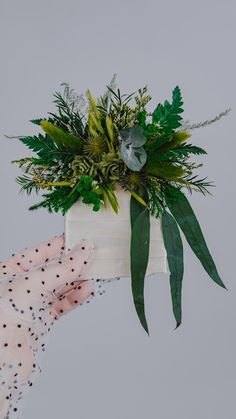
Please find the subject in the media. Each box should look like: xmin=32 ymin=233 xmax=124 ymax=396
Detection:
xmin=130 ymin=190 xmax=150 ymax=334
xmin=154 ymin=130 xmax=191 ymax=154
xmin=40 ymin=120 xmax=83 ymax=152
xmin=166 ymin=191 xmax=226 ymax=289
xmin=144 ymin=161 xmax=185 ymax=180
xmin=162 ymin=211 xmax=184 ymax=328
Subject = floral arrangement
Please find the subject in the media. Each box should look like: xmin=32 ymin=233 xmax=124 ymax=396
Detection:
xmin=10 ymin=77 xmax=230 ymax=333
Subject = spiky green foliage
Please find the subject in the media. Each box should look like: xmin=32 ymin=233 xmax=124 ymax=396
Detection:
xmin=29 ymin=187 xmax=79 ymax=215
xmin=49 ymin=83 xmax=85 ymax=137
xmin=16 ymin=175 xmax=40 ymax=195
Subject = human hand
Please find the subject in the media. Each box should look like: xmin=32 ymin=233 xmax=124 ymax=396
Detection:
xmin=0 ymin=234 xmax=95 ymax=418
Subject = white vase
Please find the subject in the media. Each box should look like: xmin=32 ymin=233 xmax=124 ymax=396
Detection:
xmin=65 ymin=188 xmax=168 ymax=279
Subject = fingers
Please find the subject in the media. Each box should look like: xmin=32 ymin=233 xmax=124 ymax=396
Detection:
xmin=51 ymin=279 xmax=95 ymax=317
xmin=54 ymin=280 xmax=84 ymax=298
xmin=34 ymin=239 xmax=94 ymax=291
xmin=0 ymin=234 xmax=65 ymax=276
xmin=0 ymin=240 xmax=94 ymax=322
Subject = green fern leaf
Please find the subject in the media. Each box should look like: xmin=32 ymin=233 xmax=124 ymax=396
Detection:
xmin=19 ymin=134 xmax=68 ymax=164
xmin=19 ymin=134 xmax=57 ymax=154
xmin=149 ymin=144 xmax=207 ymax=162
xmin=152 ymin=86 xmax=184 ymax=135
xmin=29 ymin=187 xmax=80 ymax=215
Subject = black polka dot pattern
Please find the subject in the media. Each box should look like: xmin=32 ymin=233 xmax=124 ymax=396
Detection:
xmin=0 ymin=235 xmax=119 ymax=417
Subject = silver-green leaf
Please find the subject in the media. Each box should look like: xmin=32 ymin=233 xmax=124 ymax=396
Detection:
xmin=120 ymin=125 xmax=147 ymax=171
xmin=120 ymin=125 xmax=146 ymax=147
xmin=121 ymin=142 xmax=147 ymax=171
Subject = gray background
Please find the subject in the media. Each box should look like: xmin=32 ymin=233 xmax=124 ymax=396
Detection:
xmin=0 ymin=1 xmax=235 ymax=418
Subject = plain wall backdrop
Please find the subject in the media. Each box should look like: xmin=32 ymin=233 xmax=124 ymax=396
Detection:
xmin=0 ymin=1 xmax=235 ymax=418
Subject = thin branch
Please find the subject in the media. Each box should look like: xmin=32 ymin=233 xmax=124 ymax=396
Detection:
xmin=180 ymin=108 xmax=231 ymax=131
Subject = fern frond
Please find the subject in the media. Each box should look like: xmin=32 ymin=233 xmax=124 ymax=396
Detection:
xmin=29 ymin=187 xmax=80 ymax=215
xmin=19 ymin=134 xmax=57 ymax=153
xmin=152 ymin=86 xmax=184 ymax=135
xmin=150 ymin=144 xmax=207 ymax=162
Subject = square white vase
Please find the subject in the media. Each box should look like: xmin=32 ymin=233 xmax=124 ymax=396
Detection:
xmin=65 ymin=189 xmax=168 ymax=279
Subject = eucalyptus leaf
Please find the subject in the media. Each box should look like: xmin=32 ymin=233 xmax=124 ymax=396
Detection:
xmin=121 ymin=141 xmax=147 ymax=171
xmin=162 ymin=211 xmax=184 ymax=328
xmin=120 ymin=124 xmax=146 ymax=147
xmin=130 ymin=189 xmax=150 ymax=334
xmin=120 ymin=124 xmax=147 ymax=171
xmin=166 ymin=191 xmax=226 ymax=289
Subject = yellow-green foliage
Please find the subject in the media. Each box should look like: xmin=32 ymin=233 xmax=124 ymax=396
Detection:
xmin=40 ymin=120 xmax=83 ymax=152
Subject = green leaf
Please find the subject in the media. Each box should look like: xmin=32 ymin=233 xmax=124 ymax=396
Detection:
xmin=19 ymin=134 xmax=63 ymax=163
xmin=102 ymin=184 xmax=120 ymax=214
xmin=121 ymin=142 xmax=147 ymax=171
xmin=19 ymin=134 xmax=57 ymax=154
xmin=153 ymin=130 xmax=191 ymax=154
xmin=120 ymin=125 xmax=147 ymax=147
xmin=18 ymin=134 xmax=68 ymax=164
xmin=166 ymin=190 xmax=226 ymax=289
xmin=29 ymin=187 xmax=80 ymax=215
xmin=120 ymin=125 xmax=147 ymax=171
xmin=130 ymin=190 xmax=147 ymax=207
xmin=144 ymin=161 xmax=185 ymax=180
xmin=16 ymin=175 xmax=40 ymax=195
xmin=130 ymin=188 xmax=150 ymax=334
xmin=30 ymin=118 xmax=44 ymax=126
xmin=162 ymin=211 xmax=184 ymax=328
xmin=30 ymin=116 xmax=56 ymax=127
xmin=40 ymin=120 xmax=83 ymax=152
xmin=175 ymin=144 xmax=207 ymax=156
xmin=152 ymin=86 xmax=184 ymax=135
xmin=148 ymin=144 xmax=207 ymax=163
xmin=75 ymin=176 xmax=102 ymax=212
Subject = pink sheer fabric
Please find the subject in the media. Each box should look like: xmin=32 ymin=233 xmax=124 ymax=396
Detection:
xmin=0 ymin=234 xmax=109 ymax=418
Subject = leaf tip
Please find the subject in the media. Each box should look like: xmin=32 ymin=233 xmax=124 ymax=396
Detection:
xmin=221 ymin=282 xmax=228 ymax=291
xmin=144 ymin=326 xmax=150 ymax=336
xmin=174 ymin=322 xmax=181 ymax=330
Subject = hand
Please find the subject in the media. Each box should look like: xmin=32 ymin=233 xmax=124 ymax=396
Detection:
xmin=0 ymin=234 xmax=95 ymax=418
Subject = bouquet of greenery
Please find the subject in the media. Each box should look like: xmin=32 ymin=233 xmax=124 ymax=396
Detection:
xmin=10 ymin=77 xmax=230 ymax=333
